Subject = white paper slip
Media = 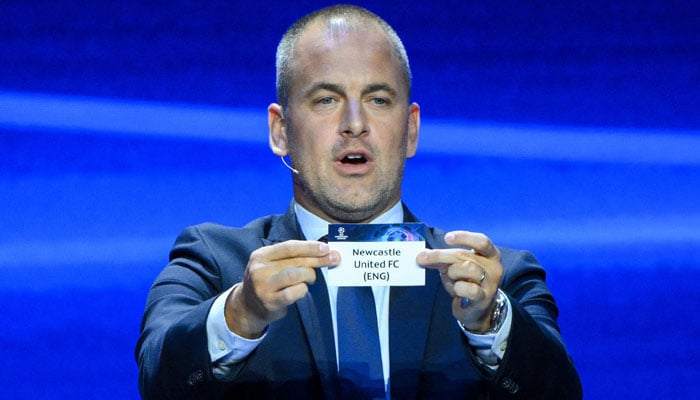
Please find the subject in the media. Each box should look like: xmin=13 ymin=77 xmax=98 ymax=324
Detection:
xmin=326 ymin=223 xmax=426 ymax=287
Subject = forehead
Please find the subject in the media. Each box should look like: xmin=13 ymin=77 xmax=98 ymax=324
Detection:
xmin=289 ymin=20 xmax=407 ymax=97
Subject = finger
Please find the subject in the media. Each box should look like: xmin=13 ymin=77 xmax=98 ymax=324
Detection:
xmin=267 ymin=252 xmax=340 ymax=270
xmin=274 ymin=282 xmax=312 ymax=306
xmin=416 ymin=248 xmax=472 ymax=268
xmin=453 ymin=280 xmax=486 ymax=302
xmin=444 ymin=231 xmax=499 ymax=258
xmin=257 ymin=240 xmax=334 ymax=262
xmin=439 ymin=273 xmax=457 ymax=297
xmin=446 ymin=261 xmax=485 ymax=285
xmin=268 ymin=266 xmax=318 ymax=289
xmin=250 ymin=242 xmax=339 ymax=274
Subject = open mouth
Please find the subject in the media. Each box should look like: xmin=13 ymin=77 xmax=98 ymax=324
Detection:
xmin=341 ymin=153 xmax=367 ymax=164
xmin=335 ymin=149 xmax=373 ymax=174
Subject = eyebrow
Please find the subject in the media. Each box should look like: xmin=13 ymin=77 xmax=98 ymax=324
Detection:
xmin=304 ymin=82 xmax=398 ymax=98
xmin=304 ymin=82 xmax=344 ymax=98
xmin=363 ymin=83 xmax=397 ymax=98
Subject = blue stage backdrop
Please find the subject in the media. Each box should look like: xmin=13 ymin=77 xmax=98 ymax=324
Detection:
xmin=1 ymin=1 xmax=699 ymax=399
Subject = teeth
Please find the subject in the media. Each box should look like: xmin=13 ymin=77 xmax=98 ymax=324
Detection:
xmin=341 ymin=153 xmax=366 ymax=164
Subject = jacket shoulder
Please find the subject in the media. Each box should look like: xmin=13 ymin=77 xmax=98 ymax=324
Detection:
xmin=178 ymin=214 xmax=284 ymax=248
xmin=169 ymin=216 xmax=286 ymax=284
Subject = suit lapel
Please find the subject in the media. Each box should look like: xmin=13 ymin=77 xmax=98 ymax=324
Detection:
xmin=264 ymin=204 xmax=338 ymax=398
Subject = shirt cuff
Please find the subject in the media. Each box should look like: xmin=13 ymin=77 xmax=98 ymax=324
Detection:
xmin=459 ymin=289 xmax=513 ymax=370
xmin=206 ymin=285 xmax=266 ymax=378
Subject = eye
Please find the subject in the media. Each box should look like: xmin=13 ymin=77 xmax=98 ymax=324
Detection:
xmin=370 ymin=97 xmax=390 ymax=106
xmin=316 ymin=96 xmax=335 ymax=105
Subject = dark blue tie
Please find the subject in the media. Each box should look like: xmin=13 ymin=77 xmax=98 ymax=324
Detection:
xmin=336 ymin=285 xmax=385 ymax=399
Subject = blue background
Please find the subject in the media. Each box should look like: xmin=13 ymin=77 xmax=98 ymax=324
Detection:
xmin=1 ymin=1 xmax=699 ymax=398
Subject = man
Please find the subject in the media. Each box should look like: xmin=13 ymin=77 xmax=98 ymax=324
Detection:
xmin=136 ymin=5 xmax=582 ymax=399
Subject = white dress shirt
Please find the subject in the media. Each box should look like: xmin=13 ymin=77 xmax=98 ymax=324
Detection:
xmin=206 ymin=201 xmax=512 ymax=384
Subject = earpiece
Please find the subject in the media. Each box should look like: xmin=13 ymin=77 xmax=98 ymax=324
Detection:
xmin=280 ymin=156 xmax=299 ymax=174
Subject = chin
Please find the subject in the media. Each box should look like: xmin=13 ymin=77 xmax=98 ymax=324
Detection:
xmin=326 ymin=194 xmax=395 ymax=223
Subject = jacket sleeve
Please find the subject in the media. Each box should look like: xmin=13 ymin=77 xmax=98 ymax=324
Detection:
xmin=135 ymin=224 xmax=258 ymax=399
xmin=484 ymin=248 xmax=583 ymax=399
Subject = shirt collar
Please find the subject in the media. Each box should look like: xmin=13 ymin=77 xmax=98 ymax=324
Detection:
xmin=294 ymin=201 xmax=404 ymax=241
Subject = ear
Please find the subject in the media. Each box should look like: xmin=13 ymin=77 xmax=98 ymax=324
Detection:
xmin=268 ymin=103 xmax=288 ymax=156
xmin=405 ymin=102 xmax=420 ymax=158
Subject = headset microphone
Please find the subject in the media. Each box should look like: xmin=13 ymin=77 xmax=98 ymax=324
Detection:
xmin=280 ymin=156 xmax=299 ymax=174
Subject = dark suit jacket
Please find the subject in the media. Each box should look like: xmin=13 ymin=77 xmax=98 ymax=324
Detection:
xmin=136 ymin=204 xmax=582 ymax=399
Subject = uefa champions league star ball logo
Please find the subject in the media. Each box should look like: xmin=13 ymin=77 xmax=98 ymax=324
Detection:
xmin=381 ymin=227 xmax=416 ymax=241
xmin=334 ymin=227 xmax=348 ymax=240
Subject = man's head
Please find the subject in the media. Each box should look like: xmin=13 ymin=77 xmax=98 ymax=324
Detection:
xmin=268 ymin=5 xmax=420 ymax=223
xmin=275 ymin=5 xmax=412 ymax=108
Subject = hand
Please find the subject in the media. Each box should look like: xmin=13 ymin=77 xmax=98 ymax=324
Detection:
xmin=225 ymin=240 xmax=340 ymax=338
xmin=417 ymin=231 xmax=503 ymax=332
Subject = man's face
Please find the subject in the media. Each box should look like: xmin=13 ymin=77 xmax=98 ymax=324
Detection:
xmin=270 ymin=21 xmax=419 ymax=223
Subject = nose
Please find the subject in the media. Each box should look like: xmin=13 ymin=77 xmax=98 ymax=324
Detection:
xmin=340 ymin=99 xmax=368 ymax=138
